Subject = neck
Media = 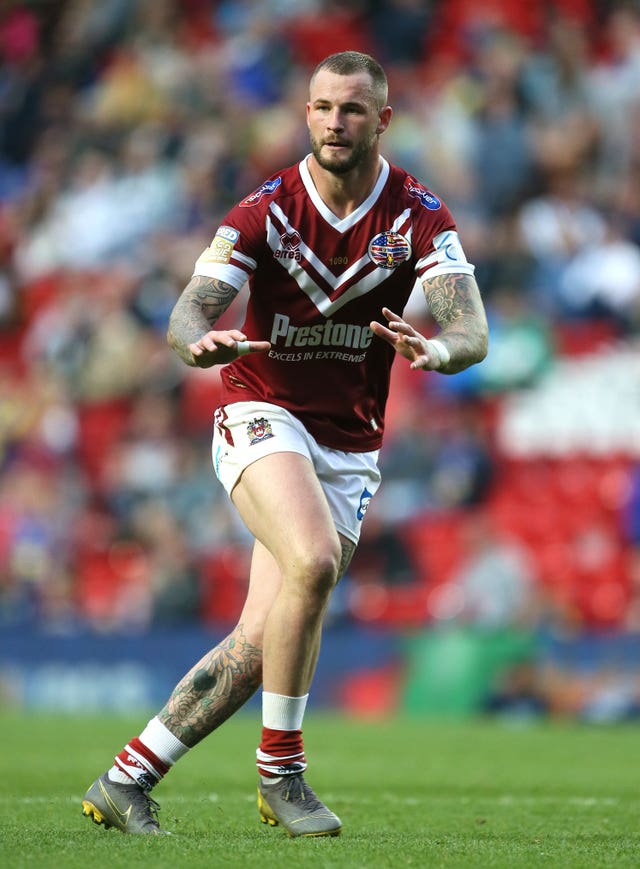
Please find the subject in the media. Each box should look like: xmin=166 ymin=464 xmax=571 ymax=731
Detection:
xmin=306 ymin=154 xmax=383 ymax=219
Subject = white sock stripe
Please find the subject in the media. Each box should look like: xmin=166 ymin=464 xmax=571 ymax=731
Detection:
xmin=257 ymin=760 xmax=308 ymax=775
xmin=256 ymin=748 xmax=305 ymax=763
xmin=139 ymin=716 xmax=189 ymax=766
xmin=124 ymin=744 xmax=163 ymax=781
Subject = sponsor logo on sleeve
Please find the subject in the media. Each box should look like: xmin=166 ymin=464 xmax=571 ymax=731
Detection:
xmin=239 ymin=177 xmax=282 ymax=207
xmin=216 ymin=225 xmax=240 ymax=243
xmin=433 ymin=230 xmax=469 ymax=263
xmin=368 ymin=231 xmax=412 ymax=269
xmin=404 ymin=176 xmax=442 ymax=210
xmin=200 ymin=225 xmax=240 ymax=265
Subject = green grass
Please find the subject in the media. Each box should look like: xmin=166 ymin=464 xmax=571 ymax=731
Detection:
xmin=1 ymin=712 xmax=638 ymax=868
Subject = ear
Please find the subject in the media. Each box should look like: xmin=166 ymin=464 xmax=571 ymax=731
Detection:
xmin=306 ymin=102 xmax=312 ymax=129
xmin=376 ymin=105 xmax=393 ymax=135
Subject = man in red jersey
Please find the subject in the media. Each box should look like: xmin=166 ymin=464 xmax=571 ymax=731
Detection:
xmin=82 ymin=51 xmax=488 ymax=837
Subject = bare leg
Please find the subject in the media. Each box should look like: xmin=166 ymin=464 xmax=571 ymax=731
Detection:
xmin=158 ymin=624 xmax=261 ymax=747
xmin=158 ymin=540 xmax=282 ymax=747
xmin=230 ymin=452 xmax=346 ymax=697
xmin=302 ymin=535 xmax=356 ymax=687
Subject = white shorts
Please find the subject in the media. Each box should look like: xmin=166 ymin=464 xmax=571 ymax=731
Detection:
xmin=211 ymin=401 xmax=381 ymax=544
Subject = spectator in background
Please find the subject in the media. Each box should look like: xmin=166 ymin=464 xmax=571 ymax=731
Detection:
xmin=447 ymin=512 xmax=540 ymax=630
xmin=0 ymin=0 xmax=639 ymax=709
xmin=469 ymin=28 xmax=535 ymax=220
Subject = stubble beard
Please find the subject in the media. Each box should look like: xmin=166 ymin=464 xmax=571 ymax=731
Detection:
xmin=310 ymin=132 xmax=377 ymax=176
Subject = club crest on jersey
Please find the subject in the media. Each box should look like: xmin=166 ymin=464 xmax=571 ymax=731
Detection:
xmin=404 ymin=177 xmax=441 ymax=210
xmin=274 ymin=230 xmax=301 ymax=261
xmin=239 ymin=177 xmax=282 ymax=208
xmin=368 ymin=231 xmax=411 ymax=269
xmin=247 ymin=417 xmax=274 ymax=445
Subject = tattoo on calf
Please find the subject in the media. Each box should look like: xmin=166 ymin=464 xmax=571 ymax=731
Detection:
xmin=158 ymin=625 xmax=262 ymax=747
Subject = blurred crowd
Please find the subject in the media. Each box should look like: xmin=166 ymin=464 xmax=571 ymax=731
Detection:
xmin=1 ymin=0 xmax=640 ymax=653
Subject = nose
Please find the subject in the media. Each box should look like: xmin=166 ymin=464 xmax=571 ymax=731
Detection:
xmin=326 ymin=108 xmax=344 ymax=131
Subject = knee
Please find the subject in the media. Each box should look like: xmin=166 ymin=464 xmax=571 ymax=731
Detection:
xmin=290 ymin=543 xmax=341 ymax=601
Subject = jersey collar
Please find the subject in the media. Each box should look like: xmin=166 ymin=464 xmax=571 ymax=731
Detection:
xmin=299 ymin=155 xmax=390 ymax=233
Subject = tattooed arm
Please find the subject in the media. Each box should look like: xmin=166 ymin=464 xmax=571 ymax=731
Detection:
xmin=370 ymin=273 xmax=488 ymax=375
xmin=167 ymin=275 xmax=270 ymax=368
xmin=420 ymin=272 xmax=488 ymax=373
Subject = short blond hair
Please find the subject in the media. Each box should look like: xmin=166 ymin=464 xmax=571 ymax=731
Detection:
xmin=310 ymin=51 xmax=388 ymax=110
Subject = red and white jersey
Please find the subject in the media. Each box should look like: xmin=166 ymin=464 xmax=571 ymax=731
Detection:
xmin=193 ymin=156 xmax=475 ymax=452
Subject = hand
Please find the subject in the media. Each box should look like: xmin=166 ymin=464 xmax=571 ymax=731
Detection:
xmin=370 ymin=307 xmax=447 ymax=371
xmin=189 ymin=330 xmax=271 ymax=368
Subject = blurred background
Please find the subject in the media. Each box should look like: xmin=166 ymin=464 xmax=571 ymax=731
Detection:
xmin=1 ymin=0 xmax=640 ymax=722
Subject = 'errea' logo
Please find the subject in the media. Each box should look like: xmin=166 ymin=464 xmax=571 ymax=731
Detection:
xmin=240 ymin=177 xmax=282 ymax=208
xmin=274 ymin=230 xmax=301 ymax=261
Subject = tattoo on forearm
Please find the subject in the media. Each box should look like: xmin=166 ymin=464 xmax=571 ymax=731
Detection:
xmin=158 ymin=624 xmax=262 ymax=747
xmin=422 ymin=273 xmax=488 ymax=371
xmin=167 ymin=276 xmax=238 ymax=365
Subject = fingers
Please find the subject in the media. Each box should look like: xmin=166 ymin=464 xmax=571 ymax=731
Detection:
xmin=189 ymin=332 xmax=270 ymax=361
xmin=382 ymin=307 xmax=402 ymax=323
xmin=189 ymin=329 xmax=246 ymax=356
xmin=246 ymin=341 xmax=271 ymax=354
xmin=381 ymin=308 xmax=417 ymax=339
xmin=369 ymin=320 xmax=396 ymax=341
xmin=236 ymin=340 xmax=271 ymax=355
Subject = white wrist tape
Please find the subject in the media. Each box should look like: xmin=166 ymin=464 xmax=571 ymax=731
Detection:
xmin=236 ymin=341 xmax=251 ymax=356
xmin=429 ymin=339 xmax=450 ymax=367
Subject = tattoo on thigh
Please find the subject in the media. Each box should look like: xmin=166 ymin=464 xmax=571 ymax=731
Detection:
xmin=158 ymin=624 xmax=262 ymax=747
xmin=338 ymin=538 xmax=357 ymax=579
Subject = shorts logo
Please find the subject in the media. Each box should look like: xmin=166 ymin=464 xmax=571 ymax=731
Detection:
xmin=357 ymin=487 xmax=373 ymax=521
xmin=404 ymin=177 xmax=441 ymax=210
xmin=247 ymin=417 xmax=274 ymax=444
xmin=239 ymin=177 xmax=282 ymax=207
xmin=274 ymin=230 xmax=301 ymax=261
xmin=368 ymin=231 xmax=411 ymax=269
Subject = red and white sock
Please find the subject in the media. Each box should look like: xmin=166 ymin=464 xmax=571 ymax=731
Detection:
xmin=108 ymin=717 xmax=189 ymax=791
xmin=256 ymin=691 xmax=308 ymax=779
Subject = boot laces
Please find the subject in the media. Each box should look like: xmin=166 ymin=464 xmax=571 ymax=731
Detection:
xmin=282 ymin=774 xmax=324 ymax=812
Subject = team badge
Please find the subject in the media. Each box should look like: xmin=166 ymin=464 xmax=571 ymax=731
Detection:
xmin=247 ymin=417 xmax=274 ymax=445
xmin=239 ymin=177 xmax=282 ymax=207
xmin=368 ymin=231 xmax=411 ymax=269
xmin=404 ymin=176 xmax=441 ymax=210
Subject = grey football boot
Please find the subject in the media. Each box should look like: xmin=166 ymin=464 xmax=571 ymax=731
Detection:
xmin=257 ymin=773 xmax=342 ymax=837
xmin=82 ymin=773 xmax=164 ymax=834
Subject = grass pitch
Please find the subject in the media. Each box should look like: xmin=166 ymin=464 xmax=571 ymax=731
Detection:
xmin=0 ymin=712 xmax=638 ymax=867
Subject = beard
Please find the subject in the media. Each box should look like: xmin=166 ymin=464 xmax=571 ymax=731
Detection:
xmin=309 ymin=132 xmax=376 ymax=175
